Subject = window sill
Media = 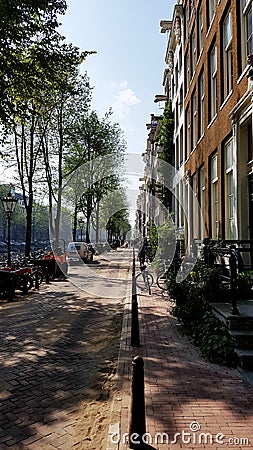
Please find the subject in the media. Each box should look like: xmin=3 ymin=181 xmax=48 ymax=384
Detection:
xmin=220 ymin=90 xmax=233 ymax=109
xmin=207 ymin=114 xmax=218 ymax=129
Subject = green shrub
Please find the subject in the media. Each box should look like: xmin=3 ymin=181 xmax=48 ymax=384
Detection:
xmin=167 ymin=258 xmax=238 ymax=367
xmin=193 ymin=312 xmax=237 ymax=366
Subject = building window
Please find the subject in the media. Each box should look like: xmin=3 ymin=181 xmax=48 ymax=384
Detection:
xmin=198 ymin=70 xmax=205 ymax=138
xmin=192 ymin=90 xmax=197 ymax=148
xmin=186 ymin=54 xmax=190 ymax=93
xmin=180 ymin=181 xmax=185 ymax=228
xmin=248 ymin=123 xmax=253 ymax=162
xmin=211 ymin=154 xmax=219 ymax=239
xmin=179 ymin=46 xmax=182 ymax=74
xmin=207 ymin=0 xmax=216 ymax=29
xmin=180 ymin=126 xmax=183 ymax=166
xmin=241 ymin=0 xmax=253 ymax=70
xmin=190 ymin=28 xmax=197 ymax=77
xmin=179 ymin=86 xmax=183 ymax=114
xmin=199 ymin=165 xmax=205 ymax=236
xmin=209 ymin=43 xmax=217 ymax=122
xmin=224 ymin=138 xmax=235 ymax=238
xmin=197 ymin=3 xmax=204 ymax=57
xmin=175 ymin=62 xmax=178 ymax=93
xmin=186 ymin=106 xmax=191 ymax=160
xmin=192 ymin=173 xmax=198 ymax=238
xmin=176 ymin=135 xmax=180 ymax=170
xmin=222 ymin=9 xmax=233 ymax=100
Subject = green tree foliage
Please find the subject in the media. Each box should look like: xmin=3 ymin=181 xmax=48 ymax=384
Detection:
xmin=100 ymin=190 xmax=130 ymax=243
xmin=40 ymin=72 xmax=92 ymax=249
xmin=0 ymin=0 xmax=94 ymax=254
xmin=156 ymin=100 xmax=175 ymax=209
xmin=158 ymin=99 xmax=174 ymax=163
xmin=63 ymin=110 xmax=126 ymax=243
xmin=0 ymin=0 xmax=67 ymax=126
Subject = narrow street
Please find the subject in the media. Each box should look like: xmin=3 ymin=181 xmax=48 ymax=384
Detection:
xmin=0 ymin=249 xmax=131 ymax=450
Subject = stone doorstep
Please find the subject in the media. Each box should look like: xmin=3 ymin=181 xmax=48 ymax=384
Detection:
xmin=211 ymin=304 xmax=253 ymax=372
xmin=227 ymin=315 xmax=253 ymax=331
xmin=235 ymin=348 xmax=253 ymax=370
xmin=230 ymin=330 xmax=253 ymax=349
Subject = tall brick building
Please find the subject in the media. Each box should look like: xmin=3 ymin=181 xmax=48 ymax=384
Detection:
xmin=157 ymin=0 xmax=253 ymax=252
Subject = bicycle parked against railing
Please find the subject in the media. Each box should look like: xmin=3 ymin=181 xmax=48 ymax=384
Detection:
xmin=135 ymin=264 xmax=154 ymax=294
xmin=156 ymin=256 xmax=182 ymax=291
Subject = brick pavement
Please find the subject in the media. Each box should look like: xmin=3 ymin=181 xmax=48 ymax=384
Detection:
xmin=107 ymin=284 xmax=253 ymax=450
xmin=0 ymin=251 xmax=131 ymax=450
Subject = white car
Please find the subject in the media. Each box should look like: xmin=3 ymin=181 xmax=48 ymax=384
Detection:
xmin=66 ymin=242 xmax=93 ymax=264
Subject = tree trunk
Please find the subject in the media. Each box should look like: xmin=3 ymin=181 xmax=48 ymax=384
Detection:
xmin=95 ymin=202 xmax=99 ymax=243
xmin=73 ymin=203 xmax=78 ymax=241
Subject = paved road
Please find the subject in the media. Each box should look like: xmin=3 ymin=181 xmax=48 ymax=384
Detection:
xmin=67 ymin=249 xmax=132 ymax=298
xmin=0 ymin=249 xmax=131 ymax=449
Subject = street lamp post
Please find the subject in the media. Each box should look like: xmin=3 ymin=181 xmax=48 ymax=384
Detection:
xmin=78 ymin=218 xmax=84 ymax=242
xmin=1 ymin=191 xmax=17 ymax=267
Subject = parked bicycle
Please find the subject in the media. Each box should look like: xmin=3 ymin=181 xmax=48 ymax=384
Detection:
xmin=156 ymin=255 xmax=183 ymax=291
xmin=135 ymin=264 xmax=154 ymax=294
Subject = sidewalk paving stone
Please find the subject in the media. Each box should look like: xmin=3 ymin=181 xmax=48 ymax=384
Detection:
xmin=108 ymin=284 xmax=253 ymax=450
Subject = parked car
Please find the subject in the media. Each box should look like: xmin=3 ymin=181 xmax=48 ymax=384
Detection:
xmin=66 ymin=242 xmax=93 ymax=264
xmin=94 ymin=242 xmax=111 ymax=254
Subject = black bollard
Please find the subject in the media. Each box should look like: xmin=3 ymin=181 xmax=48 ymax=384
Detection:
xmin=7 ymin=276 xmax=15 ymax=302
xmin=35 ymin=271 xmax=40 ymax=290
xmin=131 ymin=274 xmax=140 ymax=347
xmin=129 ymin=356 xmax=146 ymax=449
xmin=45 ymin=266 xmax=50 ymax=284
xmin=132 ymin=248 xmax=136 ymax=276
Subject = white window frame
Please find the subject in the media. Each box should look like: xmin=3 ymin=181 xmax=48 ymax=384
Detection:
xmin=241 ymin=0 xmax=253 ymax=69
xmin=198 ymin=71 xmax=205 ymax=138
xmin=190 ymin=28 xmax=197 ymax=77
xmin=211 ymin=154 xmax=219 ymax=239
xmin=192 ymin=173 xmax=198 ymax=238
xmin=192 ymin=90 xmax=197 ymax=148
xmin=224 ymin=138 xmax=236 ymax=239
xmin=223 ymin=10 xmax=233 ymax=99
xmin=198 ymin=4 xmax=204 ymax=57
xmin=209 ymin=44 xmax=217 ymax=121
xmin=186 ymin=106 xmax=191 ymax=160
xmin=199 ymin=166 xmax=205 ymax=236
xmin=207 ymin=0 xmax=216 ymax=29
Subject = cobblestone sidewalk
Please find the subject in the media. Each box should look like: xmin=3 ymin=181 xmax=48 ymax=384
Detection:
xmin=107 ymin=285 xmax=253 ymax=450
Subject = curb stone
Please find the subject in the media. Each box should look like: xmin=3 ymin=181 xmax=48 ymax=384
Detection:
xmin=107 ymin=263 xmax=133 ymax=450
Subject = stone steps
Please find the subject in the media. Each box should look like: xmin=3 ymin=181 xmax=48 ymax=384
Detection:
xmin=211 ymin=301 xmax=253 ymax=371
xmin=235 ymin=349 xmax=253 ymax=370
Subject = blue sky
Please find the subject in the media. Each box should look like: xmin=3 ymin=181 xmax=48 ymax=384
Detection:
xmin=60 ymin=0 xmax=174 ymax=156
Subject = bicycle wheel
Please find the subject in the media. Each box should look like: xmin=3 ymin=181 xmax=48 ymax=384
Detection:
xmin=157 ymin=273 xmax=168 ymax=290
xmin=136 ymin=272 xmax=154 ymax=290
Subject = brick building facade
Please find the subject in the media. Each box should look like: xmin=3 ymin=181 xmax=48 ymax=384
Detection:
xmin=161 ymin=0 xmax=253 ymax=251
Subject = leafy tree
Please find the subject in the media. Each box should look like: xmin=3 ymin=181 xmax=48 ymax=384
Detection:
xmin=0 ymin=0 xmax=68 ymax=127
xmin=0 ymin=0 xmax=94 ymax=255
xmin=99 ymin=189 xmax=130 ymax=243
xmin=64 ymin=110 xmax=126 ymax=243
xmin=40 ymin=72 xmax=92 ymax=249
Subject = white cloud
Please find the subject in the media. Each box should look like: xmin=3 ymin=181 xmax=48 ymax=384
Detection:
xmin=112 ymin=83 xmax=141 ymax=119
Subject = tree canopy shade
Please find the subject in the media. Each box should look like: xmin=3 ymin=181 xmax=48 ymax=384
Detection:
xmin=0 ymin=0 xmax=93 ymax=129
xmin=0 ymin=0 xmax=96 ymax=254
